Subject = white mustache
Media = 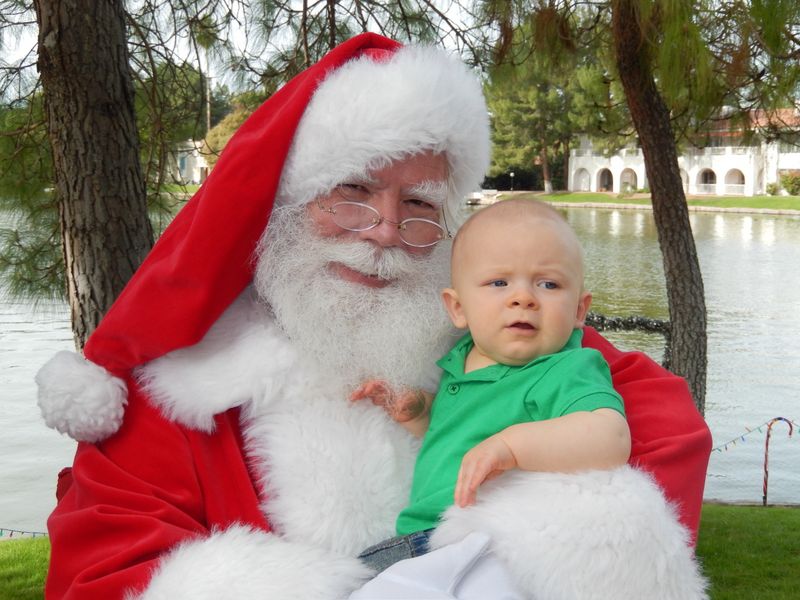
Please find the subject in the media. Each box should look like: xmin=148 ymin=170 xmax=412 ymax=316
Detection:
xmin=319 ymin=240 xmax=424 ymax=281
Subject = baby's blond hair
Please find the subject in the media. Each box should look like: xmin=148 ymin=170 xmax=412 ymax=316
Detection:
xmin=452 ymin=199 xmax=585 ymax=283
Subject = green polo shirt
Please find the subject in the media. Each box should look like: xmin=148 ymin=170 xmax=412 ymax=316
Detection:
xmin=396 ymin=328 xmax=624 ymax=535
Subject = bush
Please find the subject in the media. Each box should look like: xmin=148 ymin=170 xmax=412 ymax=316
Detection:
xmin=780 ymin=173 xmax=800 ymax=196
xmin=766 ymin=182 xmax=780 ymax=196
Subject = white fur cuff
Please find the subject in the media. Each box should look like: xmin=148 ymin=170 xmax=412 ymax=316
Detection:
xmin=433 ymin=467 xmax=709 ymax=600
xmin=36 ymin=350 xmax=127 ymax=443
xmin=131 ymin=525 xmax=372 ymax=600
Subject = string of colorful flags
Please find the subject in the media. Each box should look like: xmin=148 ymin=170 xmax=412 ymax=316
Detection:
xmin=0 ymin=527 xmax=47 ymax=539
xmin=712 ymin=417 xmax=798 ymax=452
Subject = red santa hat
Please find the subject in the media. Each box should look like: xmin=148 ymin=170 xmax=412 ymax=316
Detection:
xmin=36 ymin=32 xmax=490 ymax=442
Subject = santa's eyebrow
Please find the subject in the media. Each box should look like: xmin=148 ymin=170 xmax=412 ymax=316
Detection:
xmin=405 ymin=180 xmax=448 ymax=206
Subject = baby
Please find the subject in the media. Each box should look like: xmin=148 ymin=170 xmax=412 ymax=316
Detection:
xmin=348 ymin=199 xmax=707 ymax=600
xmin=355 ymin=198 xmax=630 ymax=541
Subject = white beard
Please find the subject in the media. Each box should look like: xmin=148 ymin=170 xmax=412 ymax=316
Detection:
xmin=254 ymin=205 xmax=459 ymax=394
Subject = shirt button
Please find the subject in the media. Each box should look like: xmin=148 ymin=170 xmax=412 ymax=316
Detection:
xmin=447 ymin=384 xmax=459 ymax=394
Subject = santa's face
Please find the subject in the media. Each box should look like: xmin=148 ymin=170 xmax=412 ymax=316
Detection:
xmin=306 ymin=151 xmax=449 ymax=285
xmin=254 ymin=152 xmax=459 ymax=393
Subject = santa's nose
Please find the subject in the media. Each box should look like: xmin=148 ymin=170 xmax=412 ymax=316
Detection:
xmin=356 ymin=194 xmax=405 ymax=248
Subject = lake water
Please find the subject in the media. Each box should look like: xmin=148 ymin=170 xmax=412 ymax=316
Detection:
xmin=1 ymin=206 xmax=798 ymax=534
xmin=565 ymin=206 xmax=800 ymax=510
xmin=1 ymin=299 xmax=75 ymax=535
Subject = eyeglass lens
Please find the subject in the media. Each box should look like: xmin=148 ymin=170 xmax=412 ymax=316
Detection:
xmin=329 ymin=202 xmax=444 ymax=247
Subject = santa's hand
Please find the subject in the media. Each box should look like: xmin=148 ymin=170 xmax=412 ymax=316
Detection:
xmin=455 ymin=435 xmax=517 ymax=507
xmin=391 ymin=388 xmax=432 ymax=423
xmin=350 ymin=380 xmax=394 ymax=408
xmin=350 ymin=381 xmax=431 ymax=423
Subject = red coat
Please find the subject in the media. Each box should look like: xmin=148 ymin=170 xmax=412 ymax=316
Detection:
xmin=44 ymin=326 xmax=711 ymax=599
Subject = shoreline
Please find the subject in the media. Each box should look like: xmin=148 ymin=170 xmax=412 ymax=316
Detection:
xmin=490 ymin=190 xmax=800 ymax=216
xmin=544 ymin=200 xmax=800 ymax=216
xmin=702 ymin=500 xmax=799 ymax=508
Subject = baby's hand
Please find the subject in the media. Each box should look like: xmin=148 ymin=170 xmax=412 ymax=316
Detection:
xmin=350 ymin=380 xmax=430 ymax=423
xmin=454 ymin=435 xmax=517 ymax=508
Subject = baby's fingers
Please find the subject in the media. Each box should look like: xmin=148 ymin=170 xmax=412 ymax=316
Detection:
xmin=454 ymin=462 xmax=482 ymax=508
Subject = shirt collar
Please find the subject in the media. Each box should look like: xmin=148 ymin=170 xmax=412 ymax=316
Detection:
xmin=436 ymin=328 xmax=585 ymax=380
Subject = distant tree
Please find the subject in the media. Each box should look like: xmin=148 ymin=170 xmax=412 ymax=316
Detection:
xmin=202 ymin=91 xmax=267 ymax=169
xmin=134 ymin=62 xmax=232 ymax=195
xmin=487 ymin=63 xmax=573 ymax=193
xmin=567 ymin=61 xmax=632 ymax=156
xmin=210 ymin=84 xmax=233 ymax=128
xmin=484 ymin=9 xmax=631 ymax=193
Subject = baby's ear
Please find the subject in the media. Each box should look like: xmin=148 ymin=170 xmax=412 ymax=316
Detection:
xmin=575 ymin=291 xmax=592 ymax=326
xmin=441 ymin=288 xmax=468 ymax=329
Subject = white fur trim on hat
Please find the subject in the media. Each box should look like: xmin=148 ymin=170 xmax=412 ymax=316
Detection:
xmin=136 ymin=290 xmax=296 ymax=433
xmin=36 ymin=350 xmax=127 ymax=443
xmin=277 ymin=44 xmax=490 ymax=227
xmin=130 ymin=525 xmax=372 ymax=600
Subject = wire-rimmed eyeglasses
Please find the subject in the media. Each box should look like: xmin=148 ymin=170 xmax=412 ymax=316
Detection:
xmin=315 ymin=187 xmax=451 ymax=248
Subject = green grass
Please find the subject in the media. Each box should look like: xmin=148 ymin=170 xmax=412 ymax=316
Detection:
xmin=683 ymin=195 xmax=800 ymax=211
xmin=506 ymin=190 xmax=800 ymax=212
xmin=0 ymin=537 xmax=49 ymax=600
xmin=696 ymin=504 xmax=800 ymax=600
xmin=1 ymin=504 xmax=796 ymax=599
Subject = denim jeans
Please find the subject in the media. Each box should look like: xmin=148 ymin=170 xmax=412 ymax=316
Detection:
xmin=357 ymin=529 xmax=434 ymax=574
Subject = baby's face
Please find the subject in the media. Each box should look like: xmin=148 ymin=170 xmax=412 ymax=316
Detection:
xmin=444 ymin=212 xmax=590 ymax=369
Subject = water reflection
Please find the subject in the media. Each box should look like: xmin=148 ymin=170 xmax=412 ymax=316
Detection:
xmin=633 ymin=211 xmax=645 ymax=238
xmin=564 ymin=207 xmax=800 ymax=506
xmin=566 ymin=208 xmax=667 ymax=319
xmin=741 ymin=216 xmax=753 ymax=245
xmin=1 ymin=299 xmax=75 ymax=532
xmin=713 ymin=215 xmax=725 ymax=240
xmin=608 ymin=210 xmax=622 ymax=237
xmin=761 ymin=219 xmax=776 ymax=246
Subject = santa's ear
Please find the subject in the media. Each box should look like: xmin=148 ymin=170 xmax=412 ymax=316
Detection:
xmin=575 ymin=291 xmax=592 ymax=327
xmin=441 ymin=288 xmax=468 ymax=329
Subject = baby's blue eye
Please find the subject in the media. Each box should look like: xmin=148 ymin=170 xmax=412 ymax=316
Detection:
xmin=489 ymin=280 xmax=508 ymax=287
xmin=538 ymin=281 xmax=558 ymax=290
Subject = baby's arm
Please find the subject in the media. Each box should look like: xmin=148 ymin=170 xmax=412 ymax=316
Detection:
xmin=350 ymin=380 xmax=433 ymax=437
xmin=454 ymin=409 xmax=631 ymax=507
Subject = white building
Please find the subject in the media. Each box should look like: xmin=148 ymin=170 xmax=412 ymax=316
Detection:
xmin=569 ymin=110 xmax=800 ymax=196
xmin=171 ymin=139 xmax=209 ymax=184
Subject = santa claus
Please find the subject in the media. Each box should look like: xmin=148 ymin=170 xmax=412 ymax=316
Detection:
xmin=37 ymin=33 xmax=711 ymax=599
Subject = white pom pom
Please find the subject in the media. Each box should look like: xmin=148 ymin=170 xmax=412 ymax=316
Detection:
xmin=36 ymin=351 xmax=127 ymax=443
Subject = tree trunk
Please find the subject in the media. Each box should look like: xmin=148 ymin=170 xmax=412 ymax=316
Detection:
xmin=34 ymin=0 xmax=153 ymax=349
xmin=612 ymin=0 xmax=707 ymax=412
xmin=540 ymin=143 xmax=553 ymax=194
